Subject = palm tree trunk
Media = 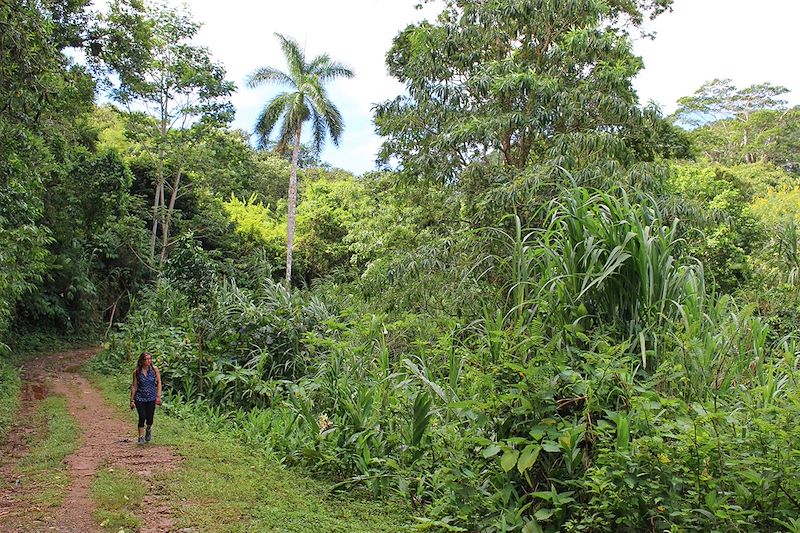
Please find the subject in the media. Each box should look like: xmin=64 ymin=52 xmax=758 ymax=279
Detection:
xmin=285 ymin=126 xmax=301 ymax=287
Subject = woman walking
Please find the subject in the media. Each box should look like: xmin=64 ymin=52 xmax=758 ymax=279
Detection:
xmin=129 ymin=352 xmax=162 ymax=444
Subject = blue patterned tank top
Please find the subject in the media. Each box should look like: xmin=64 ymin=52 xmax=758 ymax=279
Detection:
xmin=135 ymin=366 xmax=158 ymax=401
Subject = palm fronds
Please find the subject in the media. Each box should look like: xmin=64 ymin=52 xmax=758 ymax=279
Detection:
xmin=246 ymin=34 xmax=353 ymax=153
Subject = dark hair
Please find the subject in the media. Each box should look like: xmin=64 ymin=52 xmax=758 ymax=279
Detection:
xmin=136 ymin=352 xmax=152 ymax=373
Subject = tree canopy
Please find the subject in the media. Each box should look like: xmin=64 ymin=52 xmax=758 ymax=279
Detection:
xmin=674 ymin=79 xmax=800 ymax=171
xmin=375 ymin=0 xmax=674 ymax=183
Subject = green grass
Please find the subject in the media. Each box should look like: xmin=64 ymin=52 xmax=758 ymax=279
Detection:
xmin=91 ymin=464 xmax=146 ymax=531
xmin=1 ymin=335 xmax=97 ymax=440
xmin=0 ymin=357 xmax=21 ymax=441
xmin=0 ymin=395 xmax=79 ymax=529
xmin=90 ymin=372 xmax=415 ymax=532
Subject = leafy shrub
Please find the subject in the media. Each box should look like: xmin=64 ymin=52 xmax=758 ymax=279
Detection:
xmin=669 ymin=164 xmax=764 ymax=292
xmin=97 ymin=275 xmax=336 ymax=409
xmin=96 ymin=184 xmax=800 ymax=532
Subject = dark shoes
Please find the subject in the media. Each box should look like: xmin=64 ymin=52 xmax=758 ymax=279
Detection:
xmin=135 ymin=427 xmax=153 ymax=445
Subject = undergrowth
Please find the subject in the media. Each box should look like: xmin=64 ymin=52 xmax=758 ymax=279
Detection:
xmin=92 ymin=186 xmax=800 ymax=532
xmin=89 ymin=371 xmax=415 ymax=532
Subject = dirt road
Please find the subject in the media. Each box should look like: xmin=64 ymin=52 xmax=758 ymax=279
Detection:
xmin=0 ymin=348 xmax=181 ymax=532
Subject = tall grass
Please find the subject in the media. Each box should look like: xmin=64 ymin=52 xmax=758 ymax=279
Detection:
xmin=96 ymin=184 xmax=800 ymax=532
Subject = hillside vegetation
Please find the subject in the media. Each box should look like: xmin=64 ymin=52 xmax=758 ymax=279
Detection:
xmin=2 ymin=1 xmax=800 ymax=531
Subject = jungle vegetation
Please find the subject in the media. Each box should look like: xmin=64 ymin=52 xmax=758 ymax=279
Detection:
xmin=2 ymin=0 xmax=799 ymax=531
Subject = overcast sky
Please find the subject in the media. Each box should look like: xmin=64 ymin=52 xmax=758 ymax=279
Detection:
xmin=170 ymin=0 xmax=800 ymax=175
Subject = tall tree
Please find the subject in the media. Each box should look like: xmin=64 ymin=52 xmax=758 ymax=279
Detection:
xmin=0 ymin=0 xmax=97 ymax=340
xmin=673 ymin=79 xmax=789 ymax=127
xmin=246 ymin=33 xmax=353 ymax=286
xmin=374 ymin=0 xmax=673 ymax=184
xmin=104 ymin=1 xmax=234 ymax=267
xmin=673 ymin=79 xmax=799 ymax=170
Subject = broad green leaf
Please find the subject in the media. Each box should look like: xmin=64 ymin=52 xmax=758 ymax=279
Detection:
xmin=482 ymin=445 xmax=501 ymax=458
xmin=517 ymin=444 xmax=541 ymax=474
xmin=542 ymin=441 xmax=560 ymax=453
xmin=500 ymin=448 xmax=519 ymax=472
xmin=529 ymin=427 xmax=546 ymax=440
xmin=522 ymin=520 xmax=543 ymax=533
xmin=616 ymin=413 xmax=630 ymax=451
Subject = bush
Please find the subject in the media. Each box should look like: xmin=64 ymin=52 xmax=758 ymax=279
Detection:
xmin=95 ymin=185 xmax=800 ymax=532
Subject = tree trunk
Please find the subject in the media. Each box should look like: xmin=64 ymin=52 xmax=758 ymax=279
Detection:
xmin=152 ymin=94 xmax=169 ymax=268
xmin=159 ymin=180 xmax=166 ymax=257
xmin=159 ymin=169 xmax=182 ymax=267
xmin=149 ymin=179 xmax=163 ymax=263
xmin=151 ymin=126 xmax=167 ymax=265
xmin=285 ymin=126 xmax=302 ymax=287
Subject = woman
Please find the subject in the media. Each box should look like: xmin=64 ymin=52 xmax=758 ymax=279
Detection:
xmin=129 ymin=352 xmax=162 ymax=444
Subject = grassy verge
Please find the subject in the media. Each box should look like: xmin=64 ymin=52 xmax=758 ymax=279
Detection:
xmin=90 ymin=371 xmax=415 ymax=533
xmin=1 ymin=334 xmax=98 ymax=440
xmin=91 ymin=463 xmax=146 ymax=531
xmin=0 ymin=395 xmax=79 ymax=529
xmin=0 ymin=357 xmax=21 ymax=441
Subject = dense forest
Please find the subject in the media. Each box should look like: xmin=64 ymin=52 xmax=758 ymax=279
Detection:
xmin=2 ymin=0 xmax=800 ymax=531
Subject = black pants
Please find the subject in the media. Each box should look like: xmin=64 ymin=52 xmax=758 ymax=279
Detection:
xmin=135 ymin=400 xmax=156 ymax=428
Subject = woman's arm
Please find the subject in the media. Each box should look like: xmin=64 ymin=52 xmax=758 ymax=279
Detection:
xmin=155 ymin=366 xmax=162 ymax=405
xmin=130 ymin=371 xmax=138 ymax=409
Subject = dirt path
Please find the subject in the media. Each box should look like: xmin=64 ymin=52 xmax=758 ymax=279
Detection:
xmin=0 ymin=348 xmax=181 ymax=532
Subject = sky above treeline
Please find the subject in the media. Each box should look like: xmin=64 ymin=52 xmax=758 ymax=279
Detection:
xmin=159 ymin=0 xmax=799 ymax=175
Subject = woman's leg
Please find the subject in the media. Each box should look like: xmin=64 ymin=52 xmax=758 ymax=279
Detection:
xmin=145 ymin=400 xmax=156 ymax=427
xmin=135 ymin=401 xmax=147 ymax=439
xmin=144 ymin=401 xmax=156 ymax=441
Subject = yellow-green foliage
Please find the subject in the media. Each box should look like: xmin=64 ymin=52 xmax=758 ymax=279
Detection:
xmin=223 ymin=176 xmax=383 ymax=278
xmin=296 ymin=178 xmax=370 ymax=275
xmin=669 ymin=163 xmax=761 ymax=291
xmin=750 ymin=186 xmax=800 ymax=227
xmin=223 ymin=194 xmax=286 ymax=249
xmin=90 ymin=105 xmax=133 ymax=155
xmin=672 ymin=161 xmax=798 ymax=232
xmin=672 ymin=162 xmax=794 ymax=204
xmin=726 ymin=162 xmax=795 ymax=199
xmin=670 ymin=163 xmax=739 ymax=205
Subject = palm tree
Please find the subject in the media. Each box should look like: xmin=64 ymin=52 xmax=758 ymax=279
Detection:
xmin=246 ymin=33 xmax=354 ymax=286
